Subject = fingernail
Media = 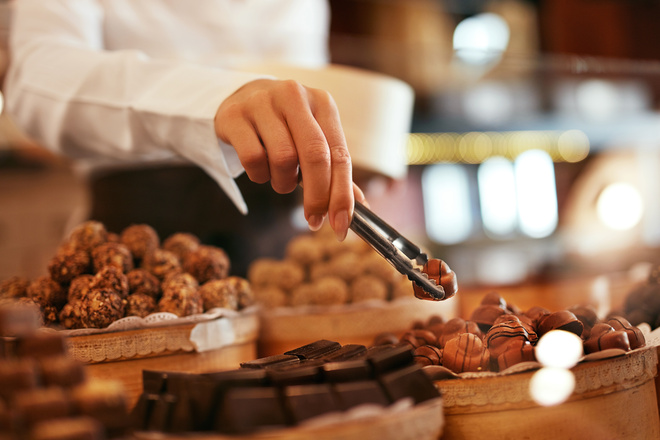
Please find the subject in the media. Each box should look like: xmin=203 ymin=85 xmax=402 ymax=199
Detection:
xmin=308 ymin=214 xmax=324 ymax=232
xmin=333 ymin=210 xmax=349 ymax=241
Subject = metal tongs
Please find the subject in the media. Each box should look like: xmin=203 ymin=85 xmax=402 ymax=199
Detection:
xmin=349 ymin=201 xmax=446 ymax=301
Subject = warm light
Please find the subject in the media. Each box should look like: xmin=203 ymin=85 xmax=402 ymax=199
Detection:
xmin=453 ymin=13 xmax=510 ymax=65
xmin=575 ymin=79 xmax=619 ymax=121
xmin=596 ymin=182 xmax=644 ymax=231
xmin=557 ymin=130 xmax=590 ymax=163
xmin=530 ymin=367 xmax=576 ymax=406
xmin=478 ymin=157 xmax=517 ymax=237
xmin=515 ymin=150 xmax=558 ymax=238
xmin=535 ymin=330 xmax=583 ymax=369
xmin=422 ymin=164 xmax=473 ymax=244
xmin=463 ymin=82 xmax=513 ymax=126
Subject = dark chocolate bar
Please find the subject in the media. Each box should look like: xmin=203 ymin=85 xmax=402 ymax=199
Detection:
xmin=215 ymin=386 xmax=288 ymax=434
xmin=379 ymin=364 xmax=441 ymax=404
xmin=284 ymin=340 xmax=341 ymax=360
xmin=332 ymin=380 xmax=390 ymax=410
xmin=283 ymin=383 xmax=340 ymax=423
xmin=240 ymin=354 xmax=300 ymax=369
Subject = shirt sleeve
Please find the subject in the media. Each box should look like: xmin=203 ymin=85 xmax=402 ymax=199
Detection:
xmin=4 ymin=0 xmax=271 ymax=214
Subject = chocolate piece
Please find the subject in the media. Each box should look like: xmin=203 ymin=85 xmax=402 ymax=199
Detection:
xmin=470 ymin=305 xmax=508 ymax=333
xmin=320 ymin=344 xmax=367 ymax=362
xmin=584 ymin=323 xmax=631 ymax=353
xmin=91 ymin=241 xmax=134 ymax=274
xmin=158 ymin=273 xmax=203 ymax=317
xmin=412 ymin=258 xmax=458 ymax=301
xmin=141 ymin=370 xmax=169 ymax=394
xmin=79 ymin=289 xmax=125 ymax=329
xmin=413 ymin=345 xmax=443 ymax=367
xmin=333 ymin=380 xmax=389 ymax=410
xmin=253 ymin=285 xmax=288 ymax=308
xmin=537 ymin=310 xmax=584 ymax=338
xmin=16 ymin=331 xmax=68 ymax=359
xmin=284 ymin=383 xmax=340 ymax=423
xmin=323 ymin=359 xmax=372 ymax=382
xmin=568 ymin=304 xmax=599 ymax=339
xmin=198 ymin=279 xmax=239 ymax=311
xmin=14 ymin=387 xmax=73 ymax=426
xmin=125 ymin=293 xmax=157 ymax=318
xmin=40 ymin=357 xmax=87 ymax=388
xmin=120 ymin=224 xmax=160 ymax=261
xmin=497 ymin=339 xmax=535 ymax=371
xmin=308 ymin=276 xmax=349 ymax=306
xmin=30 ymin=416 xmax=105 ymax=440
xmin=216 ymin=386 xmax=287 ymax=434
xmin=162 ymin=233 xmax=200 ymax=261
xmin=349 ymin=274 xmax=389 ymax=303
xmin=267 ymin=360 xmax=324 ymax=386
xmin=27 ymin=276 xmax=67 ymax=309
xmin=68 ymin=221 xmax=108 ymax=253
xmin=146 ymin=393 xmax=177 ymax=432
xmin=373 ymin=332 xmax=399 ymax=346
xmin=366 ymin=343 xmax=414 ymax=374
xmin=400 ymin=329 xmax=438 ymax=349
xmin=379 ymin=364 xmax=440 ymax=404
xmin=485 ymin=316 xmax=535 ymax=358
xmin=285 ymin=234 xmax=324 ymax=266
xmin=58 ymin=302 xmax=85 ymax=330
xmin=240 ymin=354 xmax=300 ymax=370
xmin=142 ymin=248 xmax=182 ymax=281
xmin=71 ymin=379 xmax=130 ymax=434
xmin=68 ymin=275 xmax=94 ymax=303
xmin=285 ymin=340 xmax=341 ymax=360
xmin=524 ymin=306 xmax=551 ymax=327
xmin=0 ymin=276 xmax=30 ymax=300
xmin=438 ymin=317 xmax=482 ymax=348
xmin=48 ymin=248 xmax=91 ymax=285
xmin=606 ymin=316 xmax=645 ymax=350
xmin=0 ymin=358 xmax=39 ymax=399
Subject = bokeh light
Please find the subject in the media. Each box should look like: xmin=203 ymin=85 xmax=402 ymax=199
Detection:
xmin=596 ymin=182 xmax=644 ymax=231
xmin=535 ymin=330 xmax=583 ymax=369
xmin=530 ymin=367 xmax=576 ymax=407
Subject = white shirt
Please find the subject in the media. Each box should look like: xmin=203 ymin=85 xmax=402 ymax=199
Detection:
xmin=4 ymin=0 xmax=330 ymax=214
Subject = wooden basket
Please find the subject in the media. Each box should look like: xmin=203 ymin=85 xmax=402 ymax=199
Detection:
xmin=65 ymin=311 xmax=259 ymax=408
xmin=435 ymin=346 xmax=660 ymax=440
xmin=257 ymin=297 xmax=457 ymax=357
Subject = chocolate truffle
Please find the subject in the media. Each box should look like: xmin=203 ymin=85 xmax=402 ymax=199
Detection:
xmin=230 ymin=276 xmax=254 ymax=310
xmin=470 ymin=304 xmax=508 ymax=333
xmin=48 ymin=248 xmax=91 ymax=284
xmin=58 ymin=302 xmax=85 ymax=329
xmin=270 ymin=260 xmax=305 ymax=292
xmin=413 ymin=345 xmax=443 ymax=367
xmin=606 ymin=316 xmax=645 ymax=350
xmin=413 ymin=258 xmax=458 ymax=301
xmin=162 ymin=232 xmax=200 ymax=260
xmin=125 ymin=293 xmax=157 ymax=318
xmin=142 ymin=248 xmax=182 ymax=280
xmin=198 ymin=279 xmax=239 ymax=311
xmin=158 ymin=274 xmax=203 ymax=317
xmin=246 ymin=258 xmax=278 ymax=287
xmin=443 ymin=333 xmax=490 ymax=374
xmin=537 ymin=310 xmax=584 ymax=338
xmin=584 ymin=323 xmax=631 ymax=353
xmin=68 ymin=221 xmax=108 ymax=253
xmin=126 ymin=269 xmax=160 ymax=299
xmin=68 ymin=275 xmax=94 ymax=303
xmin=182 ymin=245 xmax=230 ymax=284
xmin=349 ymin=274 xmax=389 ymax=303
xmin=0 ymin=276 xmax=29 ymax=300
xmin=328 ymin=252 xmax=363 ymax=283
xmin=79 ymin=289 xmax=126 ymax=328
xmin=90 ymin=266 xmax=129 ymax=298
xmin=438 ymin=317 xmax=482 ymax=348
xmin=27 ymin=276 xmax=67 ymax=309
xmin=120 ymin=224 xmax=160 ymax=261
xmin=568 ymin=304 xmax=599 ymax=339
xmin=285 ymin=234 xmax=325 ymax=267
xmin=91 ymin=242 xmax=134 ymax=273
xmin=485 ymin=316 xmax=534 ymax=359
xmin=253 ymin=285 xmax=289 ymax=308
xmin=310 ymin=276 xmax=349 ymax=306
xmin=497 ymin=339 xmax=535 ymax=371
xmin=400 ymin=329 xmax=438 ymax=349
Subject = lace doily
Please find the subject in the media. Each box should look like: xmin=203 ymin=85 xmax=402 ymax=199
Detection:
xmin=65 ymin=308 xmax=259 ymax=363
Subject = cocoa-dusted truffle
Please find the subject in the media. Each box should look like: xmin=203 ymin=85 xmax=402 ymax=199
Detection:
xmin=198 ymin=279 xmax=239 ymax=311
xmin=310 ymin=276 xmax=349 ymax=306
xmin=47 ymin=248 xmax=91 ymax=284
xmin=443 ymin=333 xmax=490 ymax=374
xmin=68 ymin=221 xmax=108 ymax=253
xmin=162 ymin=232 xmax=200 ymax=261
xmin=253 ymin=285 xmax=289 ymax=309
xmin=247 ymin=258 xmax=278 ymax=287
xmin=120 ymin=224 xmax=160 ymax=261
xmin=584 ymin=323 xmax=631 ymax=353
xmin=182 ymin=245 xmax=230 ymax=284
xmin=537 ymin=310 xmax=584 ymax=338
xmin=413 ymin=258 xmax=458 ymax=301
xmin=349 ymin=274 xmax=389 ymax=303
xmin=67 ymin=275 xmax=94 ymax=303
xmin=270 ymin=260 xmax=305 ymax=292
xmin=79 ymin=289 xmax=126 ymax=329
xmin=285 ymin=234 xmax=325 ymax=267
xmin=126 ymin=269 xmax=160 ymax=299
xmin=125 ymin=293 xmax=157 ymax=318
xmin=90 ymin=266 xmax=129 ymax=298
xmin=91 ymin=242 xmax=134 ymax=273
xmin=413 ymin=345 xmax=443 ymax=367
xmin=606 ymin=316 xmax=645 ymax=350
xmin=58 ymin=302 xmax=85 ymax=330
xmin=27 ymin=276 xmax=67 ymax=309
xmin=230 ymin=276 xmax=254 ymax=310
xmin=437 ymin=317 xmax=481 ymax=348
xmin=0 ymin=276 xmax=30 ymax=300
xmin=142 ymin=248 xmax=182 ymax=280
xmin=158 ymin=273 xmax=203 ymax=317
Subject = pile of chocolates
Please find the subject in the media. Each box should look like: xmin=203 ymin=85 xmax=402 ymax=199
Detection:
xmin=0 ymin=221 xmax=254 ymax=331
xmin=130 ymin=340 xmax=440 ymax=434
xmin=0 ymin=302 xmax=130 ymax=439
xmin=247 ymin=225 xmax=457 ymax=308
xmin=375 ymin=292 xmax=646 ymax=374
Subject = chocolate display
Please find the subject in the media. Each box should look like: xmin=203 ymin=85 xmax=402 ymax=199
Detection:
xmin=130 ymin=340 xmax=440 ymax=435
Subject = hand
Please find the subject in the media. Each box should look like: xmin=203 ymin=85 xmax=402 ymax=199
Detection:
xmin=215 ymin=78 xmax=364 ymax=240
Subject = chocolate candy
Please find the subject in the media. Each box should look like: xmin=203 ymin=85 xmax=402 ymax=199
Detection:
xmin=216 ymin=387 xmax=288 ymax=434
xmin=413 ymin=345 xmax=443 ymax=367
xmin=400 ymin=329 xmax=438 ymax=349
xmin=438 ymin=317 xmax=482 ymax=348
xmin=412 ymin=258 xmax=458 ymax=301
xmin=537 ymin=310 xmax=584 ymax=338
xmin=333 ymin=380 xmax=389 ymax=410
xmin=284 ymin=339 xmax=341 ymax=360
xmin=584 ymin=323 xmax=631 ymax=353
xmin=323 ymin=359 xmax=372 ymax=382
xmin=284 ymin=383 xmax=340 ymax=423
xmin=379 ymin=363 xmax=441 ymax=404
xmin=443 ymin=333 xmax=491 ymax=374
xmin=470 ymin=304 xmax=508 ymax=333
xmin=240 ymin=354 xmax=300 ymax=370
xmin=606 ymin=316 xmax=645 ymax=350
xmin=497 ymin=339 xmax=535 ymax=371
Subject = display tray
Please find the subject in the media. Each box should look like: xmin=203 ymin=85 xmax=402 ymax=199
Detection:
xmin=257 ymin=296 xmax=458 ymax=357
xmin=133 ymin=396 xmax=444 ymax=440
xmin=64 ymin=308 xmax=260 ymax=408
xmin=430 ymin=341 xmax=660 ymax=440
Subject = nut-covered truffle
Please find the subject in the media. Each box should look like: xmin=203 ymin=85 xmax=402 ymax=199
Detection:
xmin=198 ymin=279 xmax=239 ymax=311
xmin=142 ymin=248 xmax=182 ymax=280
xmin=48 ymin=248 xmax=91 ymax=284
xmin=58 ymin=302 xmax=85 ymax=330
xmin=126 ymin=269 xmax=160 ymax=299
xmin=0 ymin=276 xmax=30 ymax=300
xmin=349 ymin=275 xmax=389 ymax=303
xmin=79 ymin=289 xmax=126 ymax=329
xmin=158 ymin=273 xmax=203 ymax=317
xmin=90 ymin=266 xmax=129 ymax=298
xmin=68 ymin=221 xmax=108 ymax=253
xmin=285 ymin=234 xmax=325 ymax=267
xmin=310 ymin=276 xmax=349 ymax=306
xmin=125 ymin=293 xmax=157 ymax=318
xmin=27 ymin=276 xmax=67 ymax=309
xmin=162 ymin=232 xmax=200 ymax=261
xmin=68 ymin=275 xmax=94 ymax=303
xmin=253 ymin=285 xmax=289 ymax=309
xmin=91 ymin=242 xmax=134 ymax=273
xmin=182 ymin=245 xmax=230 ymax=284
xmin=120 ymin=224 xmax=160 ymax=261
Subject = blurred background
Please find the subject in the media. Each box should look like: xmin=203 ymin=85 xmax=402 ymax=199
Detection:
xmin=3 ymin=0 xmax=660 ymax=302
